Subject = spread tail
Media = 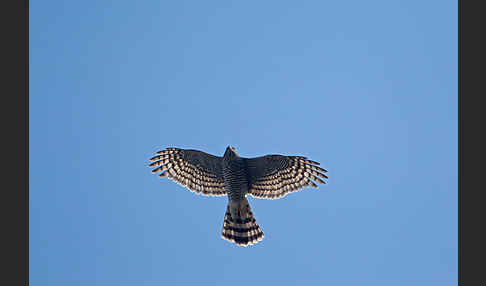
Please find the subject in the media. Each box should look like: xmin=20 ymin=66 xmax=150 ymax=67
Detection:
xmin=221 ymin=199 xmax=264 ymax=247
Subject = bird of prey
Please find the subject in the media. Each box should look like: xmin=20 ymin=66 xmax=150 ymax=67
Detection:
xmin=148 ymin=146 xmax=328 ymax=247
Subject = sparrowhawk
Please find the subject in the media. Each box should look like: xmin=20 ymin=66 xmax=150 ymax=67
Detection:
xmin=149 ymin=146 xmax=328 ymax=246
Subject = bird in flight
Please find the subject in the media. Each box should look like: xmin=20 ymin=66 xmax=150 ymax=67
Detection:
xmin=149 ymin=146 xmax=328 ymax=247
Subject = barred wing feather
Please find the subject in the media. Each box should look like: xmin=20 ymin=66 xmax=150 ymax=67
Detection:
xmin=246 ymin=155 xmax=328 ymax=200
xmin=149 ymin=148 xmax=226 ymax=196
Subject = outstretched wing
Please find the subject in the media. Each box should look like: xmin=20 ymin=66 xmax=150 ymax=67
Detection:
xmin=245 ymin=155 xmax=328 ymax=200
xmin=149 ymin=147 xmax=226 ymax=196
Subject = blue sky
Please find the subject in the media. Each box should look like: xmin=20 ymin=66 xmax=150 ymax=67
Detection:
xmin=30 ymin=1 xmax=457 ymax=285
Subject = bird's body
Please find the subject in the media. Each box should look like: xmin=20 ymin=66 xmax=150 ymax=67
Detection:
xmin=222 ymin=147 xmax=248 ymax=202
xmin=149 ymin=146 xmax=328 ymax=246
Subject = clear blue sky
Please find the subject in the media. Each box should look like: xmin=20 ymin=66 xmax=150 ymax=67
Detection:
xmin=30 ymin=1 xmax=457 ymax=285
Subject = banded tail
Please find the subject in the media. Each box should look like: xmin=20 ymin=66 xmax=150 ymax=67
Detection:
xmin=221 ymin=199 xmax=264 ymax=247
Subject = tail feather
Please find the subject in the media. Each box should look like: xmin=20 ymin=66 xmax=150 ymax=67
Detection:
xmin=221 ymin=200 xmax=264 ymax=247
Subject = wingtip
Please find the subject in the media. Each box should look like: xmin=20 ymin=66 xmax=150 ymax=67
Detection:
xmin=148 ymin=161 xmax=158 ymax=167
xmin=151 ymin=167 xmax=161 ymax=173
xmin=149 ymin=155 xmax=160 ymax=162
xmin=159 ymin=171 xmax=167 ymax=177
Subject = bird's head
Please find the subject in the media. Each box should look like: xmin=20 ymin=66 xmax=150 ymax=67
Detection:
xmin=224 ymin=146 xmax=239 ymax=158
